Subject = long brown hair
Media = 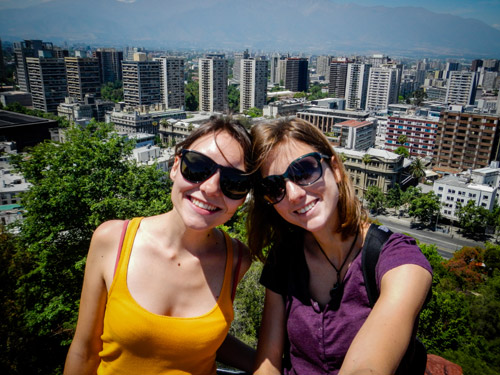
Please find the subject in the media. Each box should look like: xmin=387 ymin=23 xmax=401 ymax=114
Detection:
xmin=247 ymin=118 xmax=367 ymax=261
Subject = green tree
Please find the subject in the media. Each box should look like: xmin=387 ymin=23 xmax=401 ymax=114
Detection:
xmin=412 ymin=88 xmax=427 ymax=106
xmin=409 ymin=157 xmax=426 ymax=182
xmin=408 ymin=191 xmax=440 ymax=226
xmin=397 ymin=134 xmax=407 ymax=146
xmin=394 ymin=146 xmax=410 ymax=158
xmin=245 ymin=107 xmax=263 ymax=118
xmin=100 ymin=80 xmax=123 ymax=102
xmin=364 ymin=185 xmax=386 ymax=214
xmin=456 ymin=200 xmax=491 ymax=238
xmin=228 ymin=84 xmax=240 ymax=112
xmin=401 ymin=185 xmax=421 ymax=213
xmin=293 ymin=91 xmax=307 ymax=98
xmin=9 ymin=121 xmax=172 ymax=373
xmin=185 ymin=80 xmax=199 ymax=111
xmin=307 ymin=83 xmax=328 ymax=100
xmin=386 ymin=184 xmax=403 ymax=215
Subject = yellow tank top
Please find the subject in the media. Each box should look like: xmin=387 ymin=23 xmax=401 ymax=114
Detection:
xmin=98 ymin=217 xmax=235 ymax=375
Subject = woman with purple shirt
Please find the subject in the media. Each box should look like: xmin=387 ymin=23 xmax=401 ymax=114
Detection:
xmin=247 ymin=118 xmax=432 ymax=375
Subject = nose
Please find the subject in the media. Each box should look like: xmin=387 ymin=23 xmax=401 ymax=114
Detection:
xmin=284 ymin=180 xmax=306 ymax=203
xmin=199 ymin=169 xmax=221 ymax=196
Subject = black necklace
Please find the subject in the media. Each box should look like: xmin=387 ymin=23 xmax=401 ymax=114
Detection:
xmin=315 ymin=229 xmax=359 ymax=301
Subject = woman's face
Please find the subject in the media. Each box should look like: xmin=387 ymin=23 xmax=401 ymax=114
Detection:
xmin=170 ymin=130 xmax=247 ymax=231
xmin=261 ymin=139 xmax=341 ymax=234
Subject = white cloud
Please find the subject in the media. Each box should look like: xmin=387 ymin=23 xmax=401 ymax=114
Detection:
xmin=115 ymin=0 xmax=137 ymax=3
xmin=492 ymin=24 xmax=500 ymax=30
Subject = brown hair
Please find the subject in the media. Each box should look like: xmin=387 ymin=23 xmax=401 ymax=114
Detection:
xmin=247 ymin=118 xmax=367 ymax=261
xmin=175 ymin=116 xmax=252 ymax=171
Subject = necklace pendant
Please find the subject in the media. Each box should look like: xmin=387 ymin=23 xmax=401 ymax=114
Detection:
xmin=330 ymin=282 xmax=344 ymax=309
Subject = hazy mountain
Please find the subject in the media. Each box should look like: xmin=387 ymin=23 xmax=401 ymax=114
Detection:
xmin=1 ymin=0 xmax=499 ymax=57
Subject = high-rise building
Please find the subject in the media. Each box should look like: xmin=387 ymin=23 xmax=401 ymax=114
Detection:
xmin=443 ymin=62 xmax=460 ymax=79
xmin=433 ymin=111 xmax=500 ymax=171
xmin=284 ymin=58 xmax=308 ymax=92
xmin=316 ymin=56 xmax=332 ymax=81
xmin=471 ymin=59 xmax=483 ymax=72
xmin=328 ymin=60 xmax=350 ymax=98
xmin=199 ymin=54 xmax=228 ymax=113
xmin=13 ymin=40 xmax=55 ymax=92
xmin=93 ymin=48 xmax=124 ymax=83
xmin=0 ymin=39 xmax=5 ymax=85
xmin=233 ymin=49 xmax=249 ymax=81
xmin=155 ymin=57 xmax=185 ymax=109
xmin=270 ymin=54 xmax=281 ymax=85
xmin=65 ymin=57 xmax=101 ymax=102
xmin=445 ymin=71 xmax=477 ymax=106
xmin=122 ymin=59 xmax=161 ymax=107
xmin=345 ymin=63 xmax=371 ymax=110
xmin=26 ymin=57 xmax=67 ymax=113
xmin=240 ymin=58 xmax=268 ymax=112
xmin=365 ymin=66 xmax=399 ymax=111
xmin=483 ymin=59 xmax=500 ymax=72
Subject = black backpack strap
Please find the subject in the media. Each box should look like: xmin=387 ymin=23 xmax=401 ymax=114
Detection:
xmin=361 ymin=224 xmax=393 ymax=307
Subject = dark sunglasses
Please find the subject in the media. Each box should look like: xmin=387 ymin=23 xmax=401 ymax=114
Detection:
xmin=180 ymin=149 xmax=251 ymax=200
xmin=258 ymin=152 xmax=330 ymax=205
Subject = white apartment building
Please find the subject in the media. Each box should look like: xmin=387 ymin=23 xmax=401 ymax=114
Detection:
xmin=240 ymin=58 xmax=268 ymax=112
xmin=154 ymin=57 xmax=185 ymax=110
xmin=316 ymin=55 xmax=332 ymax=80
xmin=434 ymin=175 xmax=497 ymax=221
xmin=345 ymin=63 xmax=371 ymax=110
xmin=233 ymin=50 xmax=249 ymax=81
xmin=199 ymin=55 xmax=228 ymax=113
xmin=365 ymin=66 xmax=399 ymax=111
xmin=445 ymin=71 xmax=477 ymax=106
xmin=334 ymin=120 xmax=376 ymax=151
xmin=122 ymin=60 xmax=162 ymax=107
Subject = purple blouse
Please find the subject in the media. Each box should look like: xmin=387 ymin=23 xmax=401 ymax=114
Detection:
xmin=260 ymin=230 xmax=433 ymax=375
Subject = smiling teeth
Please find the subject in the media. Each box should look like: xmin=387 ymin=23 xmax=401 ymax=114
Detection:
xmin=297 ymin=201 xmax=316 ymax=214
xmin=191 ymin=197 xmax=218 ymax=211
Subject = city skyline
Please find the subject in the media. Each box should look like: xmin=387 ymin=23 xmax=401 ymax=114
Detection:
xmin=1 ymin=0 xmax=500 ymax=58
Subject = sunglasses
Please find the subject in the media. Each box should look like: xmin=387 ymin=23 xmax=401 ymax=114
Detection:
xmin=259 ymin=152 xmax=330 ymax=205
xmin=180 ymin=149 xmax=251 ymax=200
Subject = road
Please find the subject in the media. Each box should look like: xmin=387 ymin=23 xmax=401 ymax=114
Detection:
xmin=372 ymin=215 xmax=486 ymax=259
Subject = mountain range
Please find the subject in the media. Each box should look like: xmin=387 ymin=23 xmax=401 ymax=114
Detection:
xmin=1 ymin=0 xmax=499 ymax=58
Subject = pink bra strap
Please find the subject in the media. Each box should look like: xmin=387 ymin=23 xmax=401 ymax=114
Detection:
xmin=231 ymin=239 xmax=243 ymax=301
xmin=114 ymin=220 xmax=130 ymax=277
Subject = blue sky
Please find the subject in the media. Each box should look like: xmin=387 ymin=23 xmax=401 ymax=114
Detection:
xmin=1 ymin=0 xmax=499 ymax=30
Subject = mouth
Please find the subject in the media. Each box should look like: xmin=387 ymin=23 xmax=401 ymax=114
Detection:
xmin=190 ymin=196 xmax=220 ymax=212
xmin=296 ymin=200 xmax=317 ymax=215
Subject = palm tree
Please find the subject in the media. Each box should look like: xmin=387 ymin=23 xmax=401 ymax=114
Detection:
xmin=397 ymin=134 xmax=407 ymax=146
xmin=361 ymin=154 xmax=372 ymax=206
xmin=410 ymin=157 xmax=426 ymax=183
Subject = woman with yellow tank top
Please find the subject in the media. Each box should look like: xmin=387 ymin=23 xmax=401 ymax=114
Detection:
xmin=63 ymin=117 xmax=256 ymax=375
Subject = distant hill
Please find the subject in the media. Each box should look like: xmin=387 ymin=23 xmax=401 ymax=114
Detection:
xmin=1 ymin=0 xmax=499 ymax=58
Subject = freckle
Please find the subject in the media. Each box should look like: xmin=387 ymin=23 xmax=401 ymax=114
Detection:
xmin=178 ymin=263 xmax=181 ymax=266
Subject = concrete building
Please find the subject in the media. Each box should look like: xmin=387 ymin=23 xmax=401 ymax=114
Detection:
xmin=106 ymin=104 xmax=186 ymax=135
xmin=13 ymin=40 xmax=55 ymax=92
xmin=240 ymin=58 xmax=268 ymax=112
xmin=337 ymin=147 xmax=405 ymax=199
xmin=316 ymin=55 xmax=332 ymax=81
xmin=65 ymin=57 xmax=101 ymax=102
xmin=263 ymin=98 xmax=308 ymax=118
xmin=365 ymin=66 xmax=399 ymax=111
xmin=445 ymin=71 xmax=477 ymax=106
xmin=233 ymin=49 xmax=249 ymax=81
xmin=122 ymin=59 xmax=161 ymax=107
xmin=345 ymin=63 xmax=371 ymax=110
xmin=0 ymin=91 xmax=32 ymax=107
xmin=270 ymin=54 xmax=282 ymax=85
xmin=284 ymin=58 xmax=308 ymax=92
xmin=155 ymin=57 xmax=185 ymax=109
xmin=0 ymin=110 xmax=58 ymax=151
xmin=329 ymin=120 xmax=376 ymax=151
xmin=199 ymin=55 xmax=228 ymax=113
xmin=57 ymin=95 xmax=115 ymax=123
xmin=93 ymin=48 xmax=123 ymax=83
xmin=328 ymin=59 xmax=350 ymax=98
xmin=159 ymin=119 xmax=198 ymax=147
xmin=26 ymin=57 xmax=67 ymax=113
xmin=434 ymin=175 xmax=497 ymax=221
xmin=433 ymin=110 xmax=500 ymax=172
xmin=385 ymin=114 xmax=439 ymax=158
xmin=0 ymin=39 xmax=4 ymax=85
xmin=297 ymin=107 xmax=372 ymax=134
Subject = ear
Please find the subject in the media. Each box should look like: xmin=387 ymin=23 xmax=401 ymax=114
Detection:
xmin=170 ymin=155 xmax=181 ymax=181
xmin=330 ymin=155 xmax=342 ymax=183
